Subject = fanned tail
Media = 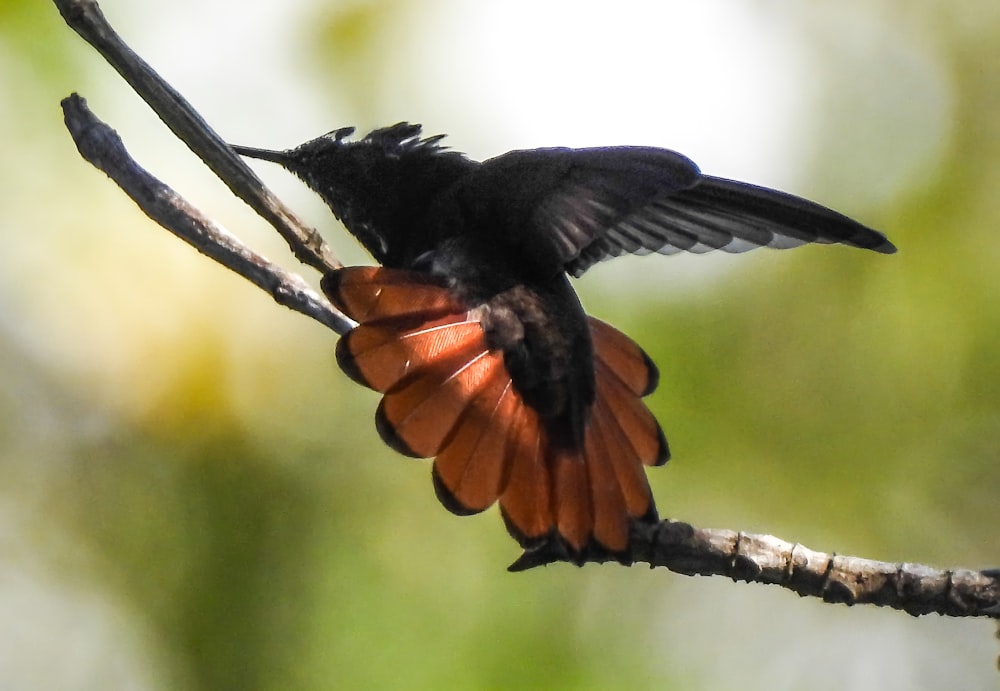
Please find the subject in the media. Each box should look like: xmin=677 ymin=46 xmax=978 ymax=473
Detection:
xmin=507 ymin=318 xmax=666 ymax=569
xmin=323 ymin=268 xmax=668 ymax=567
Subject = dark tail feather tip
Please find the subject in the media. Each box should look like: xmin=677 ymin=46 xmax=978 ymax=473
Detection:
xmin=335 ymin=335 xmax=372 ymax=388
xmin=431 ymin=466 xmax=484 ymax=517
xmin=319 ymin=271 xmax=345 ymax=305
xmin=374 ymin=403 xmax=422 ymax=458
xmin=640 ymin=350 xmax=660 ymax=397
xmin=499 ymin=506 xmax=553 ymax=551
xmin=653 ymin=426 xmax=670 ymax=466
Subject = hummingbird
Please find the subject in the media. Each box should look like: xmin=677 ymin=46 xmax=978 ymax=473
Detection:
xmin=233 ymin=123 xmax=894 ymax=570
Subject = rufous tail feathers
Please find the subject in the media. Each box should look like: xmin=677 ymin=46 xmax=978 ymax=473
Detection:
xmin=322 ymin=266 xmax=667 ymax=567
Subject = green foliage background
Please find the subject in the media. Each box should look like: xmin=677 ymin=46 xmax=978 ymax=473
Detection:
xmin=1 ymin=1 xmax=997 ymax=689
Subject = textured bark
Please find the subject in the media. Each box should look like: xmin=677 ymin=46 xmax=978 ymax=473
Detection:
xmin=630 ymin=520 xmax=1000 ymax=618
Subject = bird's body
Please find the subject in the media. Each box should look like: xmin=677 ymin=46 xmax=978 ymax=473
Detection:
xmin=234 ymin=123 xmax=894 ymax=568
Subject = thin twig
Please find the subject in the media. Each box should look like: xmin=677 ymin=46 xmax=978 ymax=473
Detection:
xmin=62 ymin=93 xmax=352 ymax=335
xmin=53 ymin=0 xmax=341 ymax=275
xmin=54 ymin=0 xmax=1000 ymax=620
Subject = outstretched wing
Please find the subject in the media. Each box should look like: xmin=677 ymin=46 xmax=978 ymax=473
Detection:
xmin=563 ymin=174 xmax=897 ymax=276
xmin=473 ymin=146 xmax=896 ymax=278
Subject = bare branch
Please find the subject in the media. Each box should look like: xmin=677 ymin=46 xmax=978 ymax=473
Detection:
xmin=507 ymin=520 xmax=1000 ymax=618
xmin=53 ymin=0 xmax=341 ymax=275
xmin=631 ymin=520 xmax=1000 ymax=619
xmin=54 ymin=0 xmax=1000 ymax=622
xmin=61 ymin=93 xmax=352 ymax=335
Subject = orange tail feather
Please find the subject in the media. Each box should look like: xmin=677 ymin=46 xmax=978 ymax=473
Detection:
xmin=433 ymin=378 xmax=518 ymax=515
xmin=582 ymin=412 xmax=630 ymax=553
xmin=589 ymin=317 xmax=659 ymax=396
xmin=498 ymin=401 xmax=553 ymax=547
xmin=552 ymin=446 xmax=594 ymax=553
xmin=595 ymin=360 xmax=669 ymax=467
xmin=591 ymin=396 xmax=657 ymax=522
xmin=322 ymin=266 xmax=463 ymax=322
xmin=338 ymin=319 xmax=485 ymax=392
xmin=377 ymin=349 xmax=503 ymax=458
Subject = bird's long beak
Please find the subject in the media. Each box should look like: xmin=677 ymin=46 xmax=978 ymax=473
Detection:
xmin=231 ymin=145 xmax=290 ymax=164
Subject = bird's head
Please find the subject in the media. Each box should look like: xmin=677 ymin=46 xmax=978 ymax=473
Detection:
xmin=234 ymin=122 xmax=474 ymax=265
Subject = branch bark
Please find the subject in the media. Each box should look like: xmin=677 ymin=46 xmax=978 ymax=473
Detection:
xmin=61 ymin=93 xmax=352 ymax=335
xmin=630 ymin=520 xmax=1000 ymax=619
xmin=54 ymin=0 xmax=1000 ymax=621
xmin=53 ymin=0 xmax=341 ymax=275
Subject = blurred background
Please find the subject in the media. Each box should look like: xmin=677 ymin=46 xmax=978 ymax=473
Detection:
xmin=2 ymin=0 xmax=998 ymax=688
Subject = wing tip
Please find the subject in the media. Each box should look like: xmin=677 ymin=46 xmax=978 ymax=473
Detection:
xmin=846 ymin=228 xmax=896 ymax=255
xmin=872 ymin=237 xmax=898 ymax=255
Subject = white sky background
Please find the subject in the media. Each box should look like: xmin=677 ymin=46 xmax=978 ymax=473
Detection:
xmin=122 ymin=0 xmax=813 ymax=178
xmin=399 ymin=1 xmax=812 ymax=180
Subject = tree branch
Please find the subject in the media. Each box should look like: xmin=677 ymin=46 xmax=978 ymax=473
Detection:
xmin=53 ymin=0 xmax=341 ymax=275
xmin=61 ymin=93 xmax=352 ymax=335
xmin=630 ymin=520 xmax=1000 ymax=619
xmin=54 ymin=0 xmax=1000 ymax=620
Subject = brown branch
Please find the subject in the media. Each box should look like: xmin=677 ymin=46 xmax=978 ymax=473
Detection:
xmin=61 ymin=93 xmax=352 ymax=335
xmin=631 ymin=520 xmax=1000 ymax=619
xmin=54 ymin=0 xmax=1000 ymax=621
xmin=53 ymin=0 xmax=341 ymax=275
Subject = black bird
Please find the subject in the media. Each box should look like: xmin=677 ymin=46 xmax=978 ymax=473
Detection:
xmin=234 ymin=123 xmax=894 ymax=569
